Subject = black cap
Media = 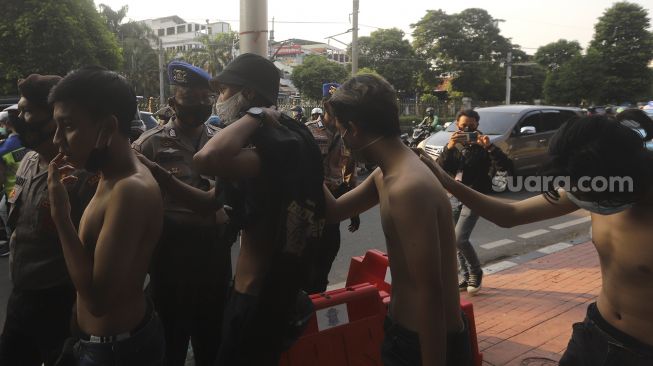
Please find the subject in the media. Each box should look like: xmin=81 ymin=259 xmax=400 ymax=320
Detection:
xmin=211 ymin=53 xmax=280 ymax=106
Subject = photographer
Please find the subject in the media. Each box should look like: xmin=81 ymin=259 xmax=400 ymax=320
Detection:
xmin=439 ymin=109 xmax=512 ymax=294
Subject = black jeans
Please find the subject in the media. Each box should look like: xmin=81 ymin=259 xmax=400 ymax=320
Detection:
xmin=305 ymin=222 xmax=341 ymax=294
xmin=381 ymin=313 xmax=472 ymax=366
xmin=149 ymin=218 xmax=230 ymax=366
xmin=74 ymin=311 xmax=166 ymax=366
xmin=0 ymin=285 xmax=75 ymax=366
xmin=559 ymin=302 xmax=653 ymax=366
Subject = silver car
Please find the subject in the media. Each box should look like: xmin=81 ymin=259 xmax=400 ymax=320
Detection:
xmin=422 ymin=105 xmax=583 ymax=175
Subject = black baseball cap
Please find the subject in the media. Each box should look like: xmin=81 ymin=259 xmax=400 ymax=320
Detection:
xmin=211 ymin=53 xmax=280 ymax=106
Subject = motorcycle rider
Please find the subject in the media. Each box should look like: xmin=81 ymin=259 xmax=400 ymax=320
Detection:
xmin=310 ymin=107 xmax=324 ymax=123
xmin=418 ymin=107 xmax=439 ymax=131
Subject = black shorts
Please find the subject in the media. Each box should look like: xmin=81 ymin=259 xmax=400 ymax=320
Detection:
xmin=559 ymin=302 xmax=653 ymax=366
xmin=381 ymin=312 xmax=472 ymax=366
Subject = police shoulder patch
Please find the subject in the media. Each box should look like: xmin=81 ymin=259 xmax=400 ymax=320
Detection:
xmin=133 ymin=126 xmax=164 ymax=147
xmin=11 ymin=148 xmax=28 ymax=162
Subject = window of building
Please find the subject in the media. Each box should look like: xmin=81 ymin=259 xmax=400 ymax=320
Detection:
xmin=158 ymin=29 xmax=165 ymax=36
xmin=188 ymin=24 xmax=193 ymax=32
xmin=195 ymin=24 xmax=200 ymax=31
xmin=177 ymin=25 xmax=185 ymax=34
xmin=166 ymin=27 xmax=175 ymax=35
xmin=208 ymin=27 xmax=212 ymax=35
xmin=201 ymin=25 xmax=206 ymax=30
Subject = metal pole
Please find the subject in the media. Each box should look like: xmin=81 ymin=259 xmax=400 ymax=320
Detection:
xmin=240 ymin=0 xmax=268 ymax=56
xmin=158 ymin=39 xmax=165 ymax=106
xmin=351 ymin=0 xmax=359 ymax=74
xmin=505 ymin=51 xmax=512 ymax=105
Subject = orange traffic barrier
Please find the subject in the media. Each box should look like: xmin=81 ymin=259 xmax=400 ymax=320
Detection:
xmin=280 ymin=283 xmax=385 ymax=366
xmin=346 ymin=250 xmax=483 ymax=366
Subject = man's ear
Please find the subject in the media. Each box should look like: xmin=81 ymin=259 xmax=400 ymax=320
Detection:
xmin=96 ymin=116 xmax=118 ymax=147
xmin=348 ymin=121 xmax=361 ymax=137
xmin=242 ymin=89 xmax=257 ymax=104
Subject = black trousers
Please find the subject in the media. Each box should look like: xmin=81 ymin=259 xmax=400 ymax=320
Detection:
xmin=149 ymin=218 xmax=231 ymax=366
xmin=305 ymin=222 xmax=341 ymax=294
xmin=0 ymin=285 xmax=75 ymax=366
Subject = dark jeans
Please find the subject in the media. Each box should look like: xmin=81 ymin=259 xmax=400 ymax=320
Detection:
xmin=559 ymin=302 xmax=653 ymax=366
xmin=0 ymin=285 xmax=75 ymax=366
xmin=149 ymin=218 xmax=231 ymax=366
xmin=74 ymin=311 xmax=166 ymax=366
xmin=215 ymin=288 xmax=313 ymax=366
xmin=451 ymin=197 xmax=481 ymax=276
xmin=305 ymin=222 xmax=341 ymax=294
xmin=381 ymin=313 xmax=472 ymax=366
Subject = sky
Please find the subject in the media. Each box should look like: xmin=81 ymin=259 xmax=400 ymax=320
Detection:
xmin=95 ymin=0 xmax=653 ymax=54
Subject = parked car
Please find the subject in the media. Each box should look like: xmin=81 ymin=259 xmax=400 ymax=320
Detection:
xmin=0 ymin=96 xmax=19 ymax=111
xmin=422 ymin=105 xmax=583 ymax=176
xmin=587 ymin=106 xmax=607 ymax=116
xmin=139 ymin=111 xmax=159 ymax=130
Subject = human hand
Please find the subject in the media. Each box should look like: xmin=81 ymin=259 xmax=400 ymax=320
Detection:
xmin=418 ymin=149 xmax=451 ymax=188
xmin=447 ymin=131 xmax=466 ymax=149
xmin=477 ymin=134 xmax=491 ymax=149
xmin=47 ymin=153 xmax=76 ymax=224
xmin=133 ymin=150 xmax=158 ymax=171
xmin=348 ymin=216 xmax=360 ymax=232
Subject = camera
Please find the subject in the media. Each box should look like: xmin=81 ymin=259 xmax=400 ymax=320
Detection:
xmin=462 ymin=131 xmax=479 ymax=142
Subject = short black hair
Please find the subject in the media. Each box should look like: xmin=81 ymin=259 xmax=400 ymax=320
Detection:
xmin=456 ymin=109 xmax=480 ymax=123
xmin=17 ymin=74 xmax=62 ymax=111
xmin=541 ymin=115 xmax=653 ymax=206
xmin=48 ymin=66 xmax=136 ymax=136
xmin=324 ymin=74 xmax=400 ymax=137
xmin=616 ymin=108 xmax=653 ymax=140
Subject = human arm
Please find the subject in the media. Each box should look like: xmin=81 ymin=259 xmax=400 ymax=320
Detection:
xmin=420 ymin=152 xmax=579 ymax=228
xmin=325 ymin=168 xmax=380 ymax=224
xmin=134 ymin=150 xmax=219 ymax=216
xmin=193 ymin=108 xmax=281 ymax=180
xmin=391 ymin=184 xmax=447 ymax=366
xmin=342 ymin=149 xmax=360 ymax=232
xmin=476 ymin=135 xmax=513 ymax=174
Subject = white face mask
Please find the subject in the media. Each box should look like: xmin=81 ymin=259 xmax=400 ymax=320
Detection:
xmin=214 ymin=91 xmax=250 ymax=126
xmin=566 ymin=191 xmax=634 ymax=215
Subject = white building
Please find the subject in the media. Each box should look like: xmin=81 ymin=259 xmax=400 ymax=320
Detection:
xmin=140 ymin=16 xmax=231 ymax=52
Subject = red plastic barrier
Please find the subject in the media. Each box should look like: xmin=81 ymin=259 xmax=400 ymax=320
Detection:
xmin=280 ymin=283 xmax=386 ymax=366
xmin=346 ymin=250 xmax=483 ymax=366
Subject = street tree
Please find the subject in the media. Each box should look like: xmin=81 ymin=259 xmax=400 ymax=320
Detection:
xmin=180 ymin=32 xmax=239 ymax=76
xmin=412 ymin=8 xmax=512 ymax=101
xmin=534 ymin=40 xmax=582 ymax=71
xmin=0 ymin=0 xmax=121 ymax=94
xmin=543 ymin=52 xmax=606 ymax=105
xmin=356 ymin=28 xmax=425 ymax=95
xmin=291 ymin=55 xmax=349 ymax=101
xmin=588 ymin=1 xmax=653 ymax=103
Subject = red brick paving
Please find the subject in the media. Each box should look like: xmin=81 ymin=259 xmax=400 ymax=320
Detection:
xmin=464 ymin=242 xmax=601 ymax=365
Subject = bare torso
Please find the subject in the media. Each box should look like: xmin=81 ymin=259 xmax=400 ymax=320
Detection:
xmin=375 ymin=154 xmax=463 ymax=334
xmin=590 ymin=203 xmax=653 ymax=346
xmin=234 ymin=220 xmax=276 ymax=295
xmin=76 ymin=164 xmax=162 ymax=335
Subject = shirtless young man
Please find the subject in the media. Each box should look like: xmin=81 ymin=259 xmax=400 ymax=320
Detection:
xmin=420 ymin=110 xmax=653 ymax=365
xmin=47 ymin=66 xmax=165 ymax=365
xmin=322 ymin=74 xmax=471 ymax=366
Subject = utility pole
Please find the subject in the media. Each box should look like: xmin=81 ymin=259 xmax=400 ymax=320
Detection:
xmin=505 ymin=50 xmax=512 ymax=105
xmin=240 ymin=0 xmax=268 ymax=56
xmin=158 ymin=38 xmax=165 ymax=106
xmin=351 ymin=0 xmax=359 ymax=74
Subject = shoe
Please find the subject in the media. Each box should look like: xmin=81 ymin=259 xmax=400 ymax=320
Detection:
xmin=0 ymin=241 xmax=9 ymax=257
xmin=467 ymin=272 xmax=483 ymax=295
xmin=458 ymin=275 xmax=469 ymax=292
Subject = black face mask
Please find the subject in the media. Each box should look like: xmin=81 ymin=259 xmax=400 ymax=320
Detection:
xmin=84 ymin=146 xmax=109 ymax=173
xmin=11 ymin=114 xmax=54 ymax=149
xmin=174 ymin=104 xmax=212 ymax=127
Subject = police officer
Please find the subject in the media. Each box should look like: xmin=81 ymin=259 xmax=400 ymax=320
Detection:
xmin=0 ymin=104 xmax=25 ymax=256
xmin=0 ymin=74 xmax=98 ymax=366
xmin=132 ymin=61 xmax=229 ymax=366
xmin=304 ymin=83 xmax=360 ymax=294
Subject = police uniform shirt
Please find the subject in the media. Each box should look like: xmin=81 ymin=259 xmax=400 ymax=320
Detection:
xmin=305 ymin=121 xmax=356 ymax=192
xmin=132 ymin=119 xmax=220 ymax=225
xmin=8 ymin=151 xmax=98 ymax=291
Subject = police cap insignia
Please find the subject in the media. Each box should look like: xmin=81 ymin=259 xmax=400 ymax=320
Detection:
xmin=167 ymin=61 xmax=211 ymax=89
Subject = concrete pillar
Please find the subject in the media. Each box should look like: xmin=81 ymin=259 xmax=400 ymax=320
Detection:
xmin=240 ymin=0 xmax=268 ymax=56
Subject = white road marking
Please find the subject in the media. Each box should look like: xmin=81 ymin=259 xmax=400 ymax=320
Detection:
xmin=481 ymin=239 xmax=515 ymax=250
xmin=482 ymin=261 xmax=518 ymax=274
xmin=519 ymin=229 xmax=550 ymax=239
xmin=549 ymin=216 xmax=591 ymax=230
xmin=538 ymin=242 xmax=573 ymax=254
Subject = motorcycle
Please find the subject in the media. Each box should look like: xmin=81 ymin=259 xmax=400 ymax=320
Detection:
xmin=402 ymin=121 xmax=442 ymax=147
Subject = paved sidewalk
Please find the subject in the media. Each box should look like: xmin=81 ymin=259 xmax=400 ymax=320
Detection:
xmin=463 ymin=241 xmax=601 ymax=366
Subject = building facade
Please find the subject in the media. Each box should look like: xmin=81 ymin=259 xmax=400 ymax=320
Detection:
xmin=140 ymin=16 xmax=231 ymax=52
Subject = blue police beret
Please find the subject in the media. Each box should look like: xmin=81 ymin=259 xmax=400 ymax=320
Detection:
xmin=322 ymin=83 xmax=340 ymax=97
xmin=167 ymin=61 xmax=211 ymax=89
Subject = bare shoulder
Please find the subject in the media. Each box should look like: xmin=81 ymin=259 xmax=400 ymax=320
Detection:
xmin=111 ymin=166 xmax=162 ymax=210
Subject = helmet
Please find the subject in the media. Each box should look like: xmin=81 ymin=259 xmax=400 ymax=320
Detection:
xmin=311 ymin=108 xmax=323 ymax=115
xmin=426 ymin=107 xmax=435 ymax=113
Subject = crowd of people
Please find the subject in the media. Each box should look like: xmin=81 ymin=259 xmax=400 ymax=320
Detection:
xmin=0 ymin=51 xmax=651 ymax=366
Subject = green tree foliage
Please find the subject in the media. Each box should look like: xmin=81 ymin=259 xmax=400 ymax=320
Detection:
xmin=544 ymin=52 xmax=606 ymax=105
xmin=0 ymin=0 xmax=121 ymax=94
xmin=534 ymin=40 xmax=582 ymax=71
xmin=291 ymin=55 xmax=349 ymax=101
xmin=180 ymin=32 xmax=238 ymax=76
xmin=412 ymin=8 xmax=512 ymax=101
xmin=99 ymin=4 xmax=159 ymax=97
xmin=587 ymin=1 xmax=653 ymax=103
xmin=356 ymin=28 xmax=425 ymax=94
